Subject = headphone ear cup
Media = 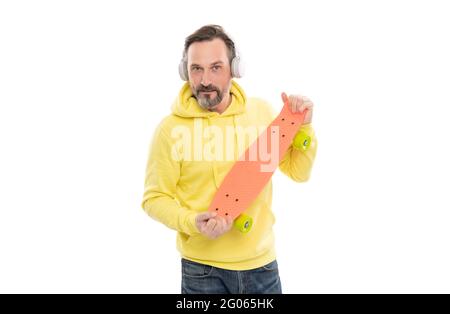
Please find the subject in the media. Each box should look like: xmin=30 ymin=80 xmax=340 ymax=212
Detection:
xmin=178 ymin=60 xmax=188 ymax=81
xmin=231 ymin=56 xmax=245 ymax=78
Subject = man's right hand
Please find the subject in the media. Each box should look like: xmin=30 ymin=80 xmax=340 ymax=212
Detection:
xmin=195 ymin=212 xmax=233 ymax=239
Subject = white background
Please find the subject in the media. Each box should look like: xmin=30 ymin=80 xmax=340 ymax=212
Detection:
xmin=1 ymin=0 xmax=449 ymax=293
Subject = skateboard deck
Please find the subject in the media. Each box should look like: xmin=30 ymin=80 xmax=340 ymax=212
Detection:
xmin=207 ymin=93 xmax=311 ymax=233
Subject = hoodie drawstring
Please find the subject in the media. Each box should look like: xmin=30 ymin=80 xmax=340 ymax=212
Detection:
xmin=207 ymin=117 xmax=219 ymax=189
xmin=233 ymin=115 xmax=238 ymax=161
xmin=208 ymin=115 xmax=240 ymax=189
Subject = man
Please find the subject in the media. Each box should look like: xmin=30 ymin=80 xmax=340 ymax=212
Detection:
xmin=141 ymin=25 xmax=317 ymax=294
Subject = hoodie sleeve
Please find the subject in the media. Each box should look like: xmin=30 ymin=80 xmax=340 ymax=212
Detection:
xmin=279 ymin=123 xmax=318 ymax=182
xmin=141 ymin=123 xmax=200 ymax=236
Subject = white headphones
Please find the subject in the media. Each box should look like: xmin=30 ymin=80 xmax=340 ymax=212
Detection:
xmin=178 ymin=39 xmax=245 ymax=81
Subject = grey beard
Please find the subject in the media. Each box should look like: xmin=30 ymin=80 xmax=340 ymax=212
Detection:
xmin=197 ymin=90 xmax=223 ymax=110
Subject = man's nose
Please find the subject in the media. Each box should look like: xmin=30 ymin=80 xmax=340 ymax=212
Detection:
xmin=201 ymin=70 xmax=212 ymax=86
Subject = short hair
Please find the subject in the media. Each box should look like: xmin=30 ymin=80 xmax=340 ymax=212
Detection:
xmin=183 ymin=24 xmax=236 ymax=63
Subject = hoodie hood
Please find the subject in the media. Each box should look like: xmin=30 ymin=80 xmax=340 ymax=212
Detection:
xmin=171 ymin=80 xmax=247 ymax=118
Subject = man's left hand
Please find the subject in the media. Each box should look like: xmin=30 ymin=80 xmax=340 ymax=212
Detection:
xmin=281 ymin=92 xmax=314 ymax=124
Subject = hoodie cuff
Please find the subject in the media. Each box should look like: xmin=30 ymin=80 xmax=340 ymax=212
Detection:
xmin=298 ymin=123 xmax=314 ymax=136
xmin=185 ymin=210 xmax=200 ymax=236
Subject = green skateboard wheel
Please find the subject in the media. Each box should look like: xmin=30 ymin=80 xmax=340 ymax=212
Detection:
xmin=234 ymin=214 xmax=253 ymax=233
xmin=293 ymin=130 xmax=311 ymax=151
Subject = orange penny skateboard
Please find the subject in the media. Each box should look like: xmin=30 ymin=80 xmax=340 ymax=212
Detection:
xmin=207 ymin=93 xmax=311 ymax=233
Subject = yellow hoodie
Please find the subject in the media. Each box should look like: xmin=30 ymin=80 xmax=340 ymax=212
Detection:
xmin=141 ymin=80 xmax=317 ymax=270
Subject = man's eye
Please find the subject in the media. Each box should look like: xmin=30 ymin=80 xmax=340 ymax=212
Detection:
xmin=212 ymin=66 xmax=221 ymax=70
xmin=192 ymin=67 xmax=201 ymax=71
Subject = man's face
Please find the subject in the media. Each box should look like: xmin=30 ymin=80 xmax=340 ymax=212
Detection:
xmin=187 ymin=38 xmax=232 ymax=110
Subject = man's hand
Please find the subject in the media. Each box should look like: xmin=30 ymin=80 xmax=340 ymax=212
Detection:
xmin=281 ymin=92 xmax=314 ymax=124
xmin=195 ymin=212 xmax=234 ymax=239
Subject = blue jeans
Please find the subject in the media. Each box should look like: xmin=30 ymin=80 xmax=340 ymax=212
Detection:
xmin=181 ymin=258 xmax=282 ymax=294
